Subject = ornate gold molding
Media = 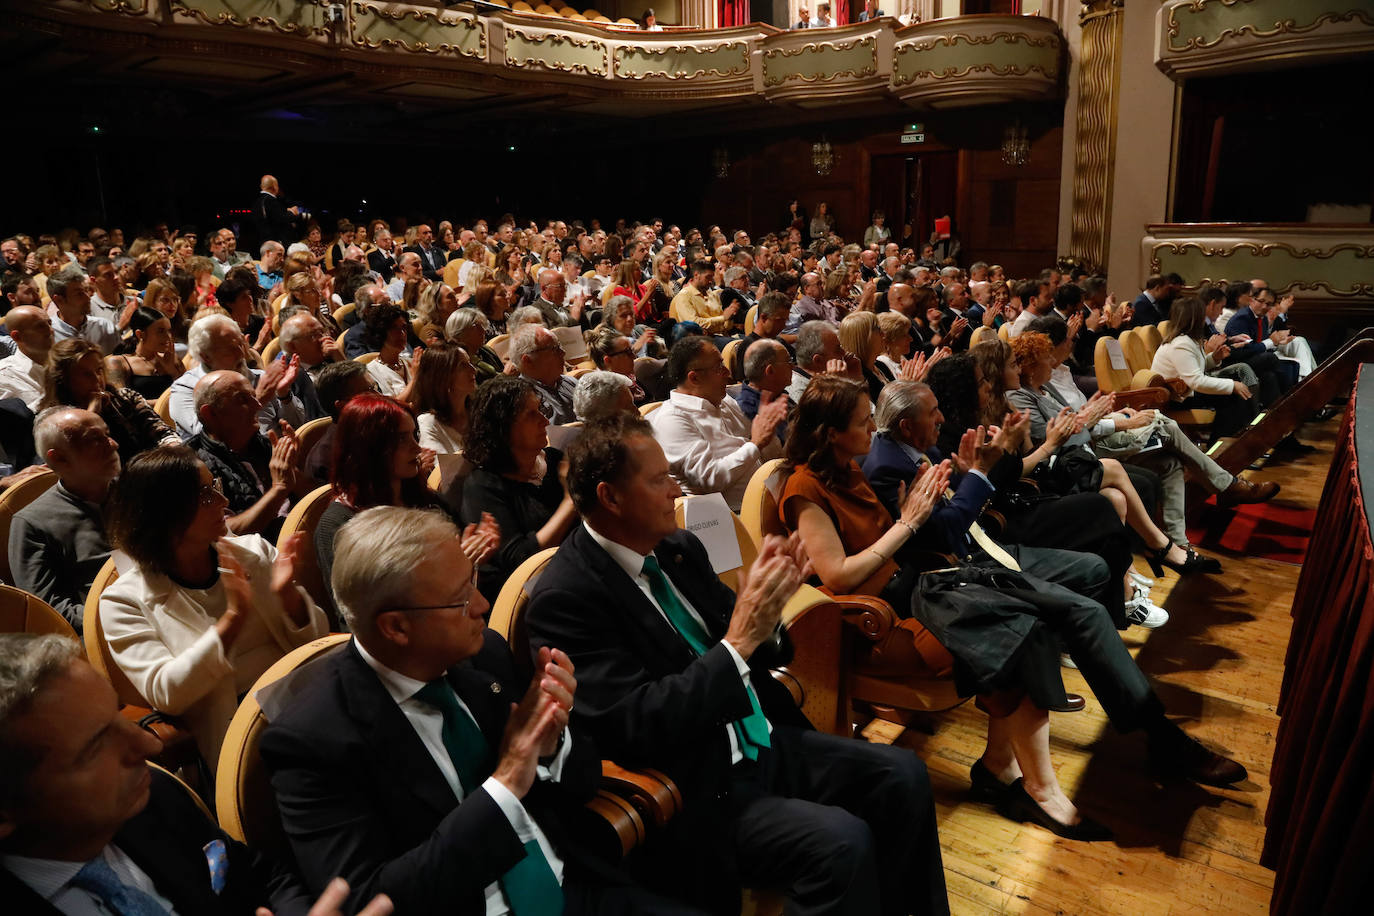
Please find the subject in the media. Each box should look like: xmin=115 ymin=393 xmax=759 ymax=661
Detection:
xmin=612 ymin=41 xmax=750 ymax=80
xmin=1164 ymin=0 xmax=1374 ymax=52
xmin=1147 ymin=240 xmax=1374 ymax=297
xmin=79 ymin=0 xmax=149 ymax=14
xmin=350 ymin=2 xmax=486 ymax=58
xmin=169 ymin=0 xmax=329 ymax=36
xmin=892 ymin=31 xmax=1060 ymax=84
xmin=1069 ymin=0 xmax=1124 ymax=273
xmin=761 ymin=36 xmax=877 ymax=87
xmin=504 ymin=26 xmax=609 ymax=77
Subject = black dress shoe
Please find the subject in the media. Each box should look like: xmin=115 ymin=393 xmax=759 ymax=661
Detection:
xmin=969 ymin=759 xmax=1011 ymax=803
xmin=1315 ymin=406 xmax=1340 ymax=421
xmin=1275 ymin=435 xmax=1316 ymax=455
xmin=1049 ymin=693 xmax=1086 ymax=713
xmin=1149 ymin=735 xmax=1248 ymax=787
xmin=995 ymin=779 xmax=1114 ymax=841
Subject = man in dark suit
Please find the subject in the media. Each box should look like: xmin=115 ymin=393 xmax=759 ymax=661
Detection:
xmin=1222 ymin=285 xmax=1299 ymax=391
xmin=1130 ymin=276 xmax=1169 ymax=327
xmin=367 ymin=228 xmax=398 ymax=282
xmin=261 ymin=506 xmax=690 ymax=915
xmin=404 ymin=224 xmax=446 ymax=281
xmin=0 ymin=633 xmax=385 ymax=915
xmin=254 ymin=174 xmax=302 ymax=245
xmin=858 ymin=381 xmax=1250 ymax=786
xmin=526 ymin=414 xmax=949 ymax=915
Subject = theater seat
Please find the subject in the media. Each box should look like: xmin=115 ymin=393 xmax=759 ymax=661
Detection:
xmin=1092 ymin=336 xmax=1176 ymax=413
xmin=997 ymin=323 xmax=1011 ymax=342
xmin=740 ymin=459 xmax=966 ymax=717
xmin=276 ymin=484 xmax=339 ymax=626
xmin=0 ymin=467 xmax=57 ymax=585
xmin=354 ymin=352 xmax=380 ymax=365
xmin=331 ymin=303 xmax=357 ymax=326
xmin=968 ymin=325 xmax=997 ymax=347
xmin=0 ymin=582 xmax=75 ymax=639
xmin=153 ymin=388 xmax=174 ymax=428
xmin=293 ymin=417 xmax=332 ymax=475
xmin=260 ymin=337 xmax=282 ymax=366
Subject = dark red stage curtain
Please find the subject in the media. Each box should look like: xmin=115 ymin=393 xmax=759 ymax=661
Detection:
xmin=717 ymin=0 xmax=749 ymax=27
xmin=836 ymin=1 xmax=848 ymax=25
xmin=1264 ymin=375 xmax=1374 ymax=915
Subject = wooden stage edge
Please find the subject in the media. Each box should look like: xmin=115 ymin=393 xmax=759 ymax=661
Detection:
xmin=894 ymin=413 xmax=1340 ymax=915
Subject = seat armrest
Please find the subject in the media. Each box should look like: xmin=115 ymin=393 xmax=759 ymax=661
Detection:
xmin=599 ymin=762 xmax=681 ymax=827
xmin=1111 ymin=387 xmax=1172 ymax=410
xmin=819 ymin=590 xmax=899 ymax=642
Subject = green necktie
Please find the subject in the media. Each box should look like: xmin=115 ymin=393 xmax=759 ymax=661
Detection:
xmin=641 ymin=555 xmax=771 ymax=761
xmin=413 ymin=680 xmax=563 ymax=916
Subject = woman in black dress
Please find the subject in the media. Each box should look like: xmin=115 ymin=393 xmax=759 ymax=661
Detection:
xmin=105 ymin=306 xmax=184 ymax=400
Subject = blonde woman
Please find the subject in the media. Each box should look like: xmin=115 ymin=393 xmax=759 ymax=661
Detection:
xmin=838 ymin=310 xmax=887 ymax=401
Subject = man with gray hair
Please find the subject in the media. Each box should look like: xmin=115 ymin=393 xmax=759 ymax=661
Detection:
xmin=186 ymin=370 xmax=301 ymax=538
xmin=257 ymin=240 xmax=286 ymax=290
xmin=786 ymin=319 xmax=849 ymax=403
xmin=572 ymin=369 xmax=633 ymax=423
xmin=0 ymin=632 xmax=384 ymax=913
xmin=385 ymin=251 xmax=422 ymax=304
xmin=260 ymin=506 xmax=678 ymax=913
xmin=279 ymin=310 xmax=342 ymax=383
xmin=341 ymin=282 xmax=393 ymax=357
xmin=736 ymin=338 xmax=792 ymax=442
xmin=8 ymin=408 xmax=118 ymax=628
xmin=532 ymin=268 xmax=580 ymax=329
xmin=48 ymin=267 xmax=119 ymax=356
xmin=169 ymin=313 xmax=298 ymax=439
xmin=511 ymin=324 xmax=577 ymax=424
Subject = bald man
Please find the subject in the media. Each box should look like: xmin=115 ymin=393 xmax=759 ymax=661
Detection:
xmin=0 ymin=306 xmax=54 ymax=411
xmin=255 ymin=173 xmax=302 ymax=244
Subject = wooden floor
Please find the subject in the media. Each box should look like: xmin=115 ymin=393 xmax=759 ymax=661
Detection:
xmin=881 ymin=416 xmax=1339 ymax=915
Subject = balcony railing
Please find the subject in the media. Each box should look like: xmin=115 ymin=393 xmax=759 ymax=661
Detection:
xmin=19 ymin=1 xmax=1063 ymax=110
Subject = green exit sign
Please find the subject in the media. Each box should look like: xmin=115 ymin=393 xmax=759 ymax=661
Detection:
xmin=901 ymin=122 xmax=925 ymax=143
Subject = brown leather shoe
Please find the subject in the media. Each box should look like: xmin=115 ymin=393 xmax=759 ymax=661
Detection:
xmin=1049 ymin=693 xmax=1086 ymax=713
xmin=1216 ymin=477 xmax=1279 ymax=507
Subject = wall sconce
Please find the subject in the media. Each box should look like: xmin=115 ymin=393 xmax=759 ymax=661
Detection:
xmin=812 ymin=138 xmax=834 ymax=176
xmin=712 ymin=147 xmax=730 ymax=178
xmin=1001 ymin=122 xmax=1029 ymax=166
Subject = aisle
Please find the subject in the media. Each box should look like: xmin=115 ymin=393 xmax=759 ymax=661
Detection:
xmin=899 ymin=417 xmax=1338 ymax=915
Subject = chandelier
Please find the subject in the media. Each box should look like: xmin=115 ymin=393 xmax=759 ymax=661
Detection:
xmin=1001 ymin=122 xmax=1029 ymax=166
xmin=811 ymin=138 xmax=834 ymax=176
xmin=712 ymin=147 xmax=730 ymax=178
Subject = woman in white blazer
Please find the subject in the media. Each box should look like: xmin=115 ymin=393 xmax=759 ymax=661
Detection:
xmin=1150 ymin=296 xmax=1257 ymax=438
xmin=101 ymin=445 xmax=329 ymax=769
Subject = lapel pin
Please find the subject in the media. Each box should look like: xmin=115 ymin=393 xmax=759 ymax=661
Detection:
xmin=490 ymin=683 xmax=502 ymax=694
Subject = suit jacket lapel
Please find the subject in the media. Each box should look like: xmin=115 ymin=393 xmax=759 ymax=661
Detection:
xmin=337 ymin=644 xmax=459 ymax=817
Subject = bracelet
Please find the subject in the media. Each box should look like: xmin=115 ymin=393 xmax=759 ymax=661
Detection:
xmin=867 ymin=547 xmax=888 ymax=564
xmin=896 ymin=520 xmax=919 ymax=537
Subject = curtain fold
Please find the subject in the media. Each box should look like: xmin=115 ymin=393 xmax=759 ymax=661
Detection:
xmin=717 ymin=0 xmax=749 ymax=27
xmin=1265 ymin=375 xmax=1374 ymax=915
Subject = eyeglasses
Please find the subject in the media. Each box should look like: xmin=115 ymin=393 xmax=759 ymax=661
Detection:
xmin=387 ymin=570 xmax=481 ymax=615
xmin=198 ymin=478 xmax=224 ymax=505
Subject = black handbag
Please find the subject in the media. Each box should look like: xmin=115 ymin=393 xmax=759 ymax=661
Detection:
xmin=1032 ymin=443 xmax=1104 ymax=496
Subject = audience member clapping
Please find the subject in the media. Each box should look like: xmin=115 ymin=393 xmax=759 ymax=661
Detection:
xmin=100 ymin=445 xmax=329 ymax=767
xmin=42 ymin=339 xmax=179 ymax=465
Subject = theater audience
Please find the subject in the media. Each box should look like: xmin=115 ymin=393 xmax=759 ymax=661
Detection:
xmin=838 ymin=310 xmax=888 ymax=399
xmin=737 ymin=338 xmax=792 ymax=443
xmin=186 ymin=370 xmax=302 ymax=539
xmin=785 ymin=319 xmax=848 ymax=403
xmin=467 ymin=279 xmax=511 ymax=340
xmin=42 ymin=339 xmax=179 ymax=465
xmin=48 ymin=267 xmax=120 ymax=356
xmin=8 ymin=407 xmax=117 ymax=629
xmin=104 ymin=306 xmax=184 ymax=400
xmin=100 ymin=444 xmax=329 ymax=767
xmin=461 ymin=376 xmax=577 ymax=600
xmin=1152 ymin=297 xmax=1259 ymax=439
xmin=0 ymin=633 xmax=394 ymax=915
xmin=572 ymin=369 xmax=634 ymax=422
xmin=361 ymin=303 xmax=417 ymax=400
xmin=0 ymin=305 xmax=54 ymax=411
xmin=783 ymin=377 xmax=1245 ymax=829
xmin=302 ymin=360 xmax=375 ymax=486
xmin=649 ymin=336 xmax=786 ymax=511
xmin=510 ymin=324 xmax=578 ymax=424
xmin=669 ymin=260 xmax=735 ymax=335
xmin=170 ymin=314 xmax=298 ymax=439
xmin=526 ymin=412 xmax=949 ymax=914
xmin=600 ymin=294 xmax=664 ymax=357
xmin=278 ymin=310 xmax=342 ymax=387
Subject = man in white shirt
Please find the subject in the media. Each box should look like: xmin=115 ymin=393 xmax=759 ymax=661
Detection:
xmin=0 ymin=633 xmax=386 ymax=915
xmin=47 ymin=267 xmax=119 ymax=356
xmin=1008 ymin=278 xmax=1053 ymax=339
xmin=649 ymin=336 xmax=786 ymax=512
xmin=0 ymin=306 xmax=53 ymax=412
xmin=810 ymin=1 xmax=834 ymax=26
xmin=260 ymin=506 xmax=686 ymax=914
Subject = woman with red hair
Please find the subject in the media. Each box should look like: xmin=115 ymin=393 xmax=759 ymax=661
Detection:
xmin=312 ymin=394 xmax=498 ymax=612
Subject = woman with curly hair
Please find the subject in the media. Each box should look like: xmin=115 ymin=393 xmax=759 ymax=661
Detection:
xmin=43 ymin=338 xmax=180 ymax=465
xmin=362 ymin=303 xmax=418 ymax=401
xmin=460 ymin=376 xmax=577 ymax=600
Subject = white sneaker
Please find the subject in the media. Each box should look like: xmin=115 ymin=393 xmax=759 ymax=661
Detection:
xmin=1125 ymin=595 xmax=1169 ymax=628
xmin=1061 ymin=653 xmax=1079 ymax=670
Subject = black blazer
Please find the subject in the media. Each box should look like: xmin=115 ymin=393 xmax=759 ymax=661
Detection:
xmin=255 ymin=192 xmax=298 ymax=245
xmin=260 ymin=633 xmax=605 ymax=915
xmin=367 ymin=248 xmax=396 ymax=282
xmin=525 ymin=526 xmax=809 ymax=809
xmin=1131 ymin=292 xmax=1164 ymax=327
xmin=403 ymin=244 xmax=445 ymax=281
xmin=0 ymin=769 xmax=311 ymax=915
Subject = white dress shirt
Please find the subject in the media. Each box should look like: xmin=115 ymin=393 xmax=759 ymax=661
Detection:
xmin=2 ymin=845 xmax=179 ymax=916
xmin=52 ymin=313 xmax=121 ymax=356
xmin=583 ymin=521 xmax=767 ymax=764
xmin=648 ymin=390 xmax=782 ymax=512
xmin=352 ymin=638 xmax=570 ymax=916
xmin=1007 ymin=308 xmax=1036 ymax=339
xmin=0 ymin=350 xmax=46 ymax=411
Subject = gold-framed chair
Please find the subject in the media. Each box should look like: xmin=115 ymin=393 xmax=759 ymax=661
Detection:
xmin=0 ymin=467 xmax=57 ymax=584
xmin=968 ymin=325 xmax=997 ymax=348
xmin=276 ymin=484 xmax=338 ymax=622
xmin=153 ymin=388 xmax=174 ymax=428
xmin=638 ymin=401 xmax=662 ymax=416
xmin=260 ymin=337 xmax=282 ymax=366
xmin=331 ymin=303 xmax=357 ymax=326
xmin=354 ymin=352 xmax=380 ymax=365
xmin=0 ymin=582 xmax=76 ymax=639
xmin=293 ymin=417 xmax=333 ymax=475
xmin=1091 ymin=336 xmax=1177 ymax=413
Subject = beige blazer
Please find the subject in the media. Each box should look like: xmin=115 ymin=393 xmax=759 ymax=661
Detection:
xmin=100 ymin=533 xmax=329 ymax=768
